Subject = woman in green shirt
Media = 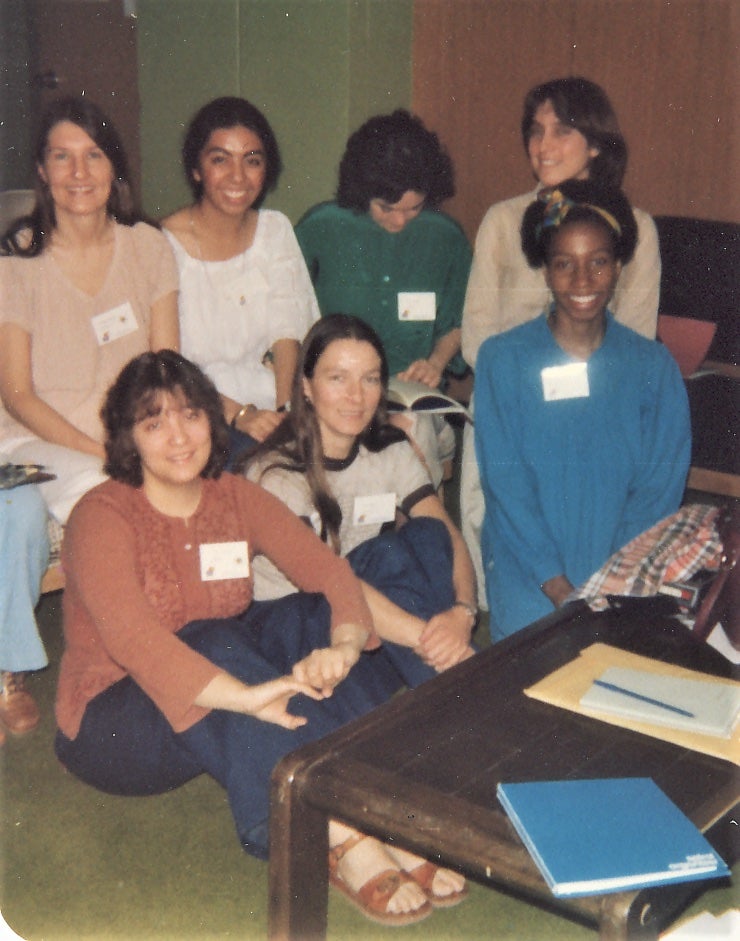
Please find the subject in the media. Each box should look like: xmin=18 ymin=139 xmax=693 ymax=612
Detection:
xmin=295 ymin=110 xmax=472 ymax=487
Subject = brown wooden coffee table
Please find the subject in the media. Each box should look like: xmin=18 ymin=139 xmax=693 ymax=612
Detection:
xmin=268 ymin=602 xmax=739 ymax=940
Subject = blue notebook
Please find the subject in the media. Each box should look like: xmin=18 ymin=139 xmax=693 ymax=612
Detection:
xmin=497 ymin=778 xmax=730 ymax=898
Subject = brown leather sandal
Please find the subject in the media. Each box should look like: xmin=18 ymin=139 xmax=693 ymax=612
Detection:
xmin=328 ymin=833 xmax=433 ymax=926
xmin=404 ymin=860 xmax=469 ymax=908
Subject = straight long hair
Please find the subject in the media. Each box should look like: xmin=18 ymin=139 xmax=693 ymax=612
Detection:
xmin=1 ymin=96 xmax=141 ymax=257
xmin=243 ymin=315 xmax=405 ymax=552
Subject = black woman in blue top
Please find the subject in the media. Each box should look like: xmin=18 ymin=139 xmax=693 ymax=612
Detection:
xmin=474 ymin=181 xmax=690 ymax=640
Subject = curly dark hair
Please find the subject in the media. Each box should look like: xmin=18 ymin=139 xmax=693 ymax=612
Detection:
xmin=181 ymin=96 xmax=282 ymax=206
xmin=336 ymin=109 xmax=455 ymax=212
xmin=521 ymin=77 xmax=628 ymax=188
xmin=520 ymin=179 xmax=638 ymax=269
xmin=1 ymin=96 xmax=140 ymax=257
xmin=101 ymin=350 xmax=230 ymax=487
xmin=242 ymin=314 xmax=406 ymax=552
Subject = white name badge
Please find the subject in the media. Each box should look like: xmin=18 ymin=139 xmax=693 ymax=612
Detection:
xmin=541 ymin=362 xmax=590 ymax=401
xmin=398 ymin=292 xmax=436 ymax=321
xmin=353 ymin=492 xmax=396 ymax=526
xmin=199 ymin=541 xmax=250 ymax=581
xmin=91 ymin=302 xmax=139 ymax=346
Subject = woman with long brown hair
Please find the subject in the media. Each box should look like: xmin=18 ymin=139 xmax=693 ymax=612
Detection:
xmin=56 ymin=350 xmax=465 ymax=925
xmin=0 ymin=95 xmax=178 ymax=729
xmin=246 ymin=314 xmax=476 ymax=681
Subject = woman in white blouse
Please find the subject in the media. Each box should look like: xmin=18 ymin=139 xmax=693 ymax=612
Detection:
xmin=163 ymin=97 xmax=319 ymax=453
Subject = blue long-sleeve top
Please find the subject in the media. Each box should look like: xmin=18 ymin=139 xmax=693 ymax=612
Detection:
xmin=474 ymin=312 xmax=690 ymax=639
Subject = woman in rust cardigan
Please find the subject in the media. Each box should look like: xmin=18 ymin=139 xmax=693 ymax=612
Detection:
xmin=55 ymin=350 xmax=464 ymax=925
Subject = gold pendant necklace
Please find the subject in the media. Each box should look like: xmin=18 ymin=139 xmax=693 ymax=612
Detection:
xmin=188 ymin=207 xmax=250 ymax=305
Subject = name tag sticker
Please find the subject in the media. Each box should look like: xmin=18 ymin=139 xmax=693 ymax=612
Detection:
xmin=541 ymin=362 xmax=590 ymax=401
xmin=398 ymin=292 xmax=436 ymax=321
xmin=353 ymin=492 xmax=396 ymax=526
xmin=199 ymin=541 xmax=250 ymax=581
xmin=91 ymin=302 xmax=139 ymax=346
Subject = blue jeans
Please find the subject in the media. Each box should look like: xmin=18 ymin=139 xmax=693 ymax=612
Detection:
xmin=346 ymin=516 xmax=456 ymax=692
xmin=55 ymin=598 xmax=380 ymax=858
xmin=225 ymin=425 xmax=258 ymax=471
xmin=0 ymin=484 xmax=49 ymax=672
xmin=55 ymin=517 xmax=456 ymax=858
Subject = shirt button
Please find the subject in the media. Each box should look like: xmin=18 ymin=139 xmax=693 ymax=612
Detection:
xmin=382 ymin=275 xmax=390 ymax=282
xmin=184 ymin=543 xmax=192 ymax=550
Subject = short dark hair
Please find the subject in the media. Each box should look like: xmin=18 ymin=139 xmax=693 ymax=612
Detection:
xmin=101 ymin=350 xmax=229 ymax=487
xmin=520 ymin=179 xmax=638 ymax=268
xmin=336 ymin=109 xmax=455 ymax=212
xmin=521 ymin=77 xmax=628 ymax=188
xmin=2 ymin=96 xmax=138 ymax=257
xmin=181 ymin=96 xmax=282 ymax=205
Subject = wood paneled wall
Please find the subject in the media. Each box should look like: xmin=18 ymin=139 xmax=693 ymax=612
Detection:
xmin=412 ymin=0 xmax=738 ymax=242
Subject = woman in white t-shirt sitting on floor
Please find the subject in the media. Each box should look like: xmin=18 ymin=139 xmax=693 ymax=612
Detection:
xmin=243 ymin=313 xmax=477 ymax=687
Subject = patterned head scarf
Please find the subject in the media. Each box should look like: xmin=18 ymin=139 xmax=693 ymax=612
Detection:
xmin=537 ymin=187 xmax=622 ymax=242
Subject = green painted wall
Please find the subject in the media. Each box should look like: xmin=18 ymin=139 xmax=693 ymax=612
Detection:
xmin=137 ymin=0 xmax=412 ymax=222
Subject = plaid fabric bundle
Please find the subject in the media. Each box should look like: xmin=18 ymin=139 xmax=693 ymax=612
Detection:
xmin=571 ymin=503 xmax=723 ymax=611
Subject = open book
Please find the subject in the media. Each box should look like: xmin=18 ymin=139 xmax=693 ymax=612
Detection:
xmin=386 ymin=378 xmax=471 ymax=420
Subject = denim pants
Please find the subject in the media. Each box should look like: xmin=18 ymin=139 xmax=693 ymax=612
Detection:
xmin=0 ymin=482 xmax=49 ymax=672
xmin=346 ymin=515 xmax=455 ymax=691
xmin=55 ymin=516 xmax=455 ymax=858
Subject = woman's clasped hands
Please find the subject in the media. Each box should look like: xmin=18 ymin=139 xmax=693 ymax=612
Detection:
xmin=232 ymin=623 xmax=367 ymax=730
xmin=238 ymin=675 xmax=325 ymax=730
xmin=415 ymin=606 xmax=475 ymax=673
xmin=291 ymin=622 xmax=367 ymax=697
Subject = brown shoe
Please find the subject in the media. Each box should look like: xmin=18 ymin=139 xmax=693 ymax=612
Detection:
xmin=0 ymin=672 xmax=40 ymax=736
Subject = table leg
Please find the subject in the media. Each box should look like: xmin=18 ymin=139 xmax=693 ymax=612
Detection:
xmin=598 ymin=896 xmax=657 ymax=941
xmin=597 ymin=882 xmax=707 ymax=941
xmin=268 ymin=759 xmax=329 ymax=941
